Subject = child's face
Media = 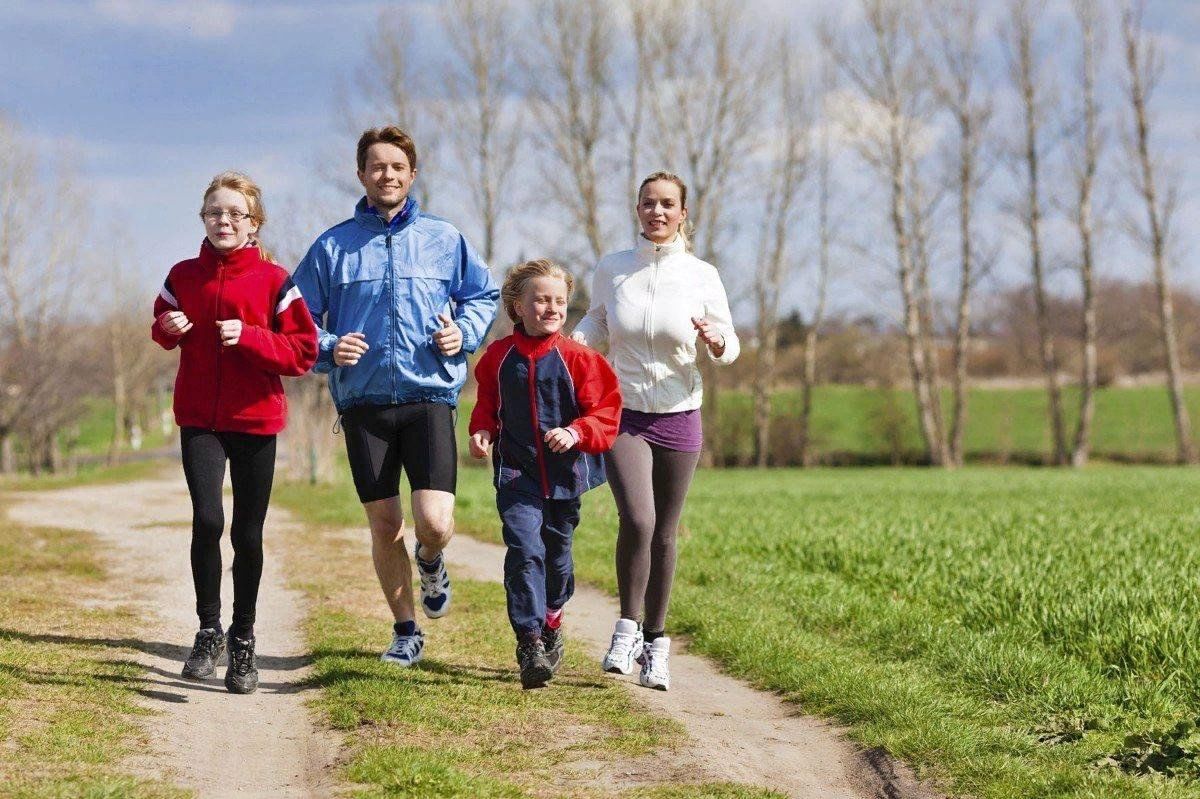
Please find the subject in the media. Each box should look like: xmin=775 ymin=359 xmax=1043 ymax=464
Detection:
xmin=515 ymin=275 xmax=569 ymax=336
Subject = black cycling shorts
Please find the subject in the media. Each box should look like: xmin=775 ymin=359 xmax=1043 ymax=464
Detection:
xmin=341 ymin=402 xmax=458 ymax=503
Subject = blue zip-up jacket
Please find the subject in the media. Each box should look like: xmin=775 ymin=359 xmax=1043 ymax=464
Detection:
xmin=292 ymin=197 xmax=499 ymax=411
xmin=469 ymin=326 xmax=622 ymax=500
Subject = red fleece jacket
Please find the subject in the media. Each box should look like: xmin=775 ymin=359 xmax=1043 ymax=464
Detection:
xmin=152 ymin=240 xmax=318 ymax=435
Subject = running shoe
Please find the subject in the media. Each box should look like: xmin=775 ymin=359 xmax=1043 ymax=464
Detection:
xmin=224 ymin=635 xmax=259 ymax=694
xmin=516 ymin=636 xmax=553 ymax=689
xmin=638 ymin=637 xmax=671 ymax=691
xmin=601 ymin=618 xmax=643 ymax=675
xmin=181 ymin=628 xmax=226 ymax=680
xmin=381 ymin=628 xmax=425 ymax=667
xmin=542 ymin=625 xmax=565 ymax=673
xmin=415 ymin=542 xmax=451 ymax=618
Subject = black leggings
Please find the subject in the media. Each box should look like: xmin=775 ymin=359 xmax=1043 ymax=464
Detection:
xmin=180 ymin=428 xmax=276 ymax=639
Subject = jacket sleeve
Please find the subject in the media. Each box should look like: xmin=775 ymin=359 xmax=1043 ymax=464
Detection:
xmin=702 ymin=265 xmax=740 ymax=365
xmin=449 ymin=234 xmax=499 ymax=355
xmin=468 ymin=342 xmax=504 ymax=438
xmin=566 ymin=349 xmax=622 ymax=454
xmin=569 ymin=259 xmax=608 ymax=350
xmin=151 ymin=274 xmax=184 ymax=350
xmin=237 ymin=277 xmax=320 ymax=376
xmin=291 ymin=240 xmax=339 ymax=374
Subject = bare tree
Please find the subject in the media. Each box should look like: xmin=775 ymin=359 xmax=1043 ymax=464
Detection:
xmin=529 ymin=0 xmax=617 ymax=267
xmin=831 ymin=0 xmax=948 ymax=465
xmin=1068 ymin=0 xmax=1105 ymax=466
xmin=439 ymin=0 xmax=523 ymax=264
xmin=650 ymin=0 xmax=764 ymax=464
xmin=1121 ymin=1 xmax=1196 ymax=463
xmin=610 ymin=0 xmax=665 ymax=240
xmin=1005 ymin=0 xmax=1069 ymax=465
xmin=799 ymin=46 xmax=837 ymax=468
xmin=752 ymin=33 xmax=810 ymax=467
xmin=930 ymin=0 xmax=992 ymax=467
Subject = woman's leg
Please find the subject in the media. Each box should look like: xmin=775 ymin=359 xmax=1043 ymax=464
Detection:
xmin=180 ymin=428 xmax=228 ymax=631
xmin=604 ymin=433 xmax=656 ymax=622
xmin=225 ymin=432 xmax=276 ymax=641
xmin=641 ymin=445 xmax=701 ymax=635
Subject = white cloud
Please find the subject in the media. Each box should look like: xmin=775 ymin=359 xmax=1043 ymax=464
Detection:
xmin=92 ymin=0 xmax=239 ymax=39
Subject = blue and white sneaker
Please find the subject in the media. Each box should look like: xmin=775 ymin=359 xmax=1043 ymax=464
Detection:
xmin=415 ymin=542 xmax=451 ymax=619
xmin=381 ymin=628 xmax=425 ymax=667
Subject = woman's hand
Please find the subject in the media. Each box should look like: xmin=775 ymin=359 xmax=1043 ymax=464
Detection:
xmin=544 ymin=427 xmax=576 ymax=454
xmin=469 ymin=430 xmax=492 ymax=459
xmin=158 ymin=311 xmax=193 ymax=336
xmin=691 ymin=316 xmax=725 ymax=357
xmin=216 ymin=319 xmax=243 ymax=346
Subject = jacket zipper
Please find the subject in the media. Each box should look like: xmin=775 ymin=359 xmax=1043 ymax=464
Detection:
xmin=210 ymin=261 xmax=227 ymax=429
xmin=646 ymin=246 xmax=661 ymax=410
xmin=527 ymin=356 xmax=551 ymax=498
xmin=386 ymin=232 xmax=396 ymax=404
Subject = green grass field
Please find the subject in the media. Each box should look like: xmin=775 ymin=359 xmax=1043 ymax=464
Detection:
xmin=277 ymin=462 xmax=1200 ymax=798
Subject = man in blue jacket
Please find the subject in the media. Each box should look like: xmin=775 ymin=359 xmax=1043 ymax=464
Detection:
xmin=293 ymin=126 xmax=499 ymax=666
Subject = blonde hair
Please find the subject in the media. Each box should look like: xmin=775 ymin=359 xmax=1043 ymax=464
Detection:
xmin=200 ymin=171 xmax=273 ymax=261
xmin=501 ymin=259 xmax=575 ymax=324
xmin=637 ymin=170 xmax=693 ymax=251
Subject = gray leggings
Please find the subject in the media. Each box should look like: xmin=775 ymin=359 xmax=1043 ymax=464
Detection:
xmin=604 ymin=433 xmax=701 ymax=633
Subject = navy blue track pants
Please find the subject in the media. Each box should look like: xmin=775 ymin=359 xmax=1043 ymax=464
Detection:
xmin=498 ymin=487 xmax=580 ymax=636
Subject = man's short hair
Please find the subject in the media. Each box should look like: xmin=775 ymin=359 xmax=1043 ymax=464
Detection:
xmin=357 ymin=127 xmax=418 ymax=173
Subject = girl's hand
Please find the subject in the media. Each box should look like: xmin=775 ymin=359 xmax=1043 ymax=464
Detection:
xmin=544 ymin=427 xmax=576 ymax=454
xmin=469 ymin=430 xmax=492 ymax=459
xmin=691 ymin=316 xmax=725 ymax=357
xmin=159 ymin=311 xmax=193 ymax=336
xmin=216 ymin=319 xmax=243 ymax=347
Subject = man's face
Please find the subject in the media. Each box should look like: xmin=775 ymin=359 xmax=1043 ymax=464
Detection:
xmin=358 ymin=142 xmax=416 ymax=211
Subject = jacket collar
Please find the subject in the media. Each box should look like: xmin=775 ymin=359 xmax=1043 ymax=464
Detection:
xmin=354 ymin=196 xmax=420 ymax=234
xmin=511 ymin=324 xmax=561 ymax=359
xmin=197 ymin=238 xmax=263 ymax=276
xmin=635 ymin=232 xmax=686 ymax=261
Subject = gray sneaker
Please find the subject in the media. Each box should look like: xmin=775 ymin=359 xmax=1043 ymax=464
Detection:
xmin=381 ymin=628 xmax=425 ymax=667
xmin=182 ymin=628 xmax=225 ymax=680
xmin=516 ymin=637 xmax=553 ymax=689
xmin=541 ymin=625 xmax=565 ymax=673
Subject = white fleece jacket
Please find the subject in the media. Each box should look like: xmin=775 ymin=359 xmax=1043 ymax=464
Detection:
xmin=571 ymin=234 xmax=739 ymax=414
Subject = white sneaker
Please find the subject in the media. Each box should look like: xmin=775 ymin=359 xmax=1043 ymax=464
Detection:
xmin=380 ymin=629 xmax=425 ymax=667
xmin=601 ymin=618 xmax=643 ymax=675
xmin=639 ymin=637 xmax=670 ymax=691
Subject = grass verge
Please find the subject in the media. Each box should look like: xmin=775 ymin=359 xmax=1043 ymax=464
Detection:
xmin=0 ymin=499 xmax=187 ymax=798
xmin=275 ymin=481 xmax=788 ymax=799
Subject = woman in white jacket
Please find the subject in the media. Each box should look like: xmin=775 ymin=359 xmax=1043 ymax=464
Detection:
xmin=572 ymin=171 xmax=739 ymax=691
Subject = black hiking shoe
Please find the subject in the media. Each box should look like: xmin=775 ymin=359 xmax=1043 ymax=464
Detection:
xmin=516 ymin=636 xmax=553 ymax=689
xmin=224 ymin=635 xmax=259 ymax=694
xmin=541 ymin=625 xmax=565 ymax=674
xmin=182 ymin=628 xmax=226 ymax=680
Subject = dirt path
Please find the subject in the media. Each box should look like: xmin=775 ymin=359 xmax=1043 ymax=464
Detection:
xmin=7 ymin=475 xmax=341 ymax=799
xmin=444 ymin=535 xmax=939 ymax=799
xmin=6 ymin=474 xmax=938 ymax=799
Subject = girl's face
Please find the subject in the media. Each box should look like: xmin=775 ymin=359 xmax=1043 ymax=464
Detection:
xmin=514 ymin=275 xmax=569 ymax=337
xmin=202 ymin=187 xmax=258 ymax=252
xmin=637 ymin=179 xmax=687 ymax=244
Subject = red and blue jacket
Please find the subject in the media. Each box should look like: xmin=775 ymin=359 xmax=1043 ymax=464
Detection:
xmin=469 ymin=325 xmax=622 ymax=500
xmin=152 ymin=240 xmax=318 ymax=435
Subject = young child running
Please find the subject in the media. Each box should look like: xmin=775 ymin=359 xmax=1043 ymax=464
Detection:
xmin=152 ymin=172 xmax=317 ymax=694
xmin=468 ymin=259 xmax=621 ymax=689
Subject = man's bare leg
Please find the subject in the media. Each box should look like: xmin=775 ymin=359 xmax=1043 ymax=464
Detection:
xmin=363 ymin=496 xmax=415 ymax=623
xmin=411 ymin=489 xmax=455 ymax=561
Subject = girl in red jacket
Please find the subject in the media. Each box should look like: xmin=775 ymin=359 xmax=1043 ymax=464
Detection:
xmin=151 ymin=172 xmax=317 ymax=694
xmin=468 ymin=259 xmax=621 ymax=689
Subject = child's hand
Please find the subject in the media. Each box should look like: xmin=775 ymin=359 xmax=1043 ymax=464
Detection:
xmin=159 ymin=311 xmax=192 ymax=336
xmin=469 ymin=430 xmax=492 ymax=459
xmin=544 ymin=427 xmax=576 ymax=454
xmin=216 ymin=319 xmax=243 ymax=346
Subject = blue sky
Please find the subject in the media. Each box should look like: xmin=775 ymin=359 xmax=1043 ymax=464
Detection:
xmin=2 ymin=0 xmax=1199 ymax=324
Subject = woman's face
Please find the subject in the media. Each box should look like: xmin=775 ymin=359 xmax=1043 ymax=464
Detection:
xmin=637 ymin=179 xmax=687 ymax=244
xmin=201 ymin=187 xmax=258 ymax=252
